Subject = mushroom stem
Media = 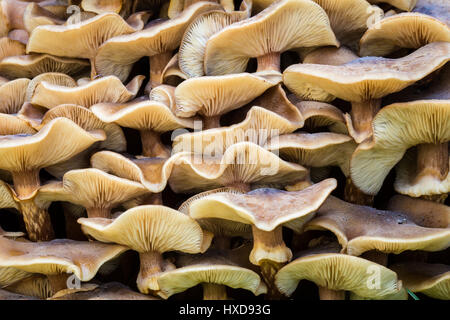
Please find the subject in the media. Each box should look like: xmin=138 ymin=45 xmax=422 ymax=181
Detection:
xmin=12 ymin=170 xmax=54 ymax=241
xmin=147 ymin=52 xmax=173 ymax=93
xmin=257 ymin=52 xmax=281 ymax=72
xmin=89 ymin=58 xmax=98 ymax=80
xmin=139 ymin=129 xmax=171 ymax=158
xmin=202 ymin=283 xmax=228 ymax=300
xmin=137 ymin=250 xmax=165 ymax=293
xmin=203 ymin=115 xmax=221 ymax=130
xmin=318 ymin=286 xmax=345 ymax=300
xmin=47 ymin=274 xmax=70 ymax=294
xmin=251 ymin=226 xmax=291 ymax=299
xmin=349 ymin=99 xmax=381 ymax=143
xmin=344 ymin=177 xmax=374 ymax=206
xmin=86 ymin=207 xmax=111 ymax=218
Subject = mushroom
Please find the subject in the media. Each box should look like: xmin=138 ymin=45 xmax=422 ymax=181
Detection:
xmin=203 ymin=0 xmax=339 ymax=75
xmin=413 ymin=0 xmax=449 ymax=26
xmin=0 ymin=289 xmax=39 ymax=300
xmin=157 ymin=250 xmax=267 ymax=300
xmin=35 ymin=168 xmax=151 ymax=218
xmin=275 ymin=241 xmax=403 ymax=300
xmin=391 ymin=262 xmax=449 ymax=300
xmin=0 ymin=36 xmax=26 ymax=61
xmin=25 ymin=72 xmax=77 ymax=102
xmin=0 ymin=236 xmax=128 ymax=298
xmin=174 ymin=72 xmax=282 ymax=129
xmin=367 ymin=0 xmax=417 ymax=11
xmin=160 ymin=54 xmax=187 ymax=86
xmin=78 ymin=205 xmax=213 ymax=294
xmin=359 ymin=13 xmax=450 ymax=57
xmin=81 ymin=0 xmax=124 ymax=15
xmin=0 ymin=78 xmax=29 ymax=114
xmin=350 ymin=100 xmax=450 ymax=202
xmin=188 ymin=179 xmax=337 ymax=298
xmin=283 ymin=42 xmax=450 ymax=143
xmin=26 ymin=11 xmax=150 ymax=78
xmin=0 ymin=118 xmax=106 ymax=241
xmin=94 ymin=2 xmax=223 ymax=91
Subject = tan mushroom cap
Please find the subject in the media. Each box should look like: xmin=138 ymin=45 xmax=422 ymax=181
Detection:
xmin=0 ymin=288 xmax=39 ymax=300
xmin=265 ymin=132 xmax=356 ymax=177
xmin=204 ymin=0 xmax=338 ymax=75
xmin=174 ymin=71 xmax=281 ymax=119
xmin=350 ymin=100 xmax=450 ymax=195
xmin=387 ymin=195 xmax=449 ymax=228
xmin=94 ymin=2 xmax=223 ymax=82
xmin=91 ymin=98 xmax=196 ymax=131
xmin=391 ymin=262 xmax=449 ymax=300
xmin=161 ymin=54 xmax=187 ymax=85
xmin=168 ymin=142 xmax=309 ymax=193
xmin=173 ymin=106 xmax=304 ymax=155
xmin=312 ymin=0 xmax=384 ymax=49
xmin=305 ymin=195 xmax=450 ymax=256
xmin=189 ymin=178 xmax=337 ymax=232
xmin=157 ymin=252 xmax=267 ymax=299
xmin=302 ymin=46 xmax=359 ymax=65
xmin=350 ymin=288 xmax=409 ymax=300
xmin=178 ymin=10 xmax=241 ymax=78
xmin=35 ymin=168 xmax=149 ymax=213
xmin=149 ymin=84 xmax=177 ymax=112
xmin=22 ymin=2 xmax=64 ymax=33
xmin=275 ymin=244 xmax=401 ymax=298
xmin=48 ymin=282 xmax=159 ymax=300
xmin=0 ymin=54 xmax=89 ymax=79
xmin=2 ymin=273 xmax=51 ymax=299
xmin=90 ymin=151 xmax=173 ymax=193
xmin=0 ymin=117 xmax=106 ymax=172
xmin=0 ymin=113 xmax=36 ymax=136
xmin=0 ymin=37 xmax=25 ymax=60
xmin=81 ymin=0 xmax=123 ymax=14
xmin=0 ymin=266 xmax=32 ymax=288
xmin=0 ymin=78 xmax=29 ymax=114
xmin=30 ymin=75 xmax=144 ymax=109
xmin=283 ymin=42 xmax=450 ymax=103
xmin=0 ymin=180 xmax=18 ymax=210
xmin=0 ymin=237 xmax=128 ymax=281
xmin=413 ymin=0 xmax=449 ymax=26
xmin=78 ymin=205 xmax=212 ymax=254
xmin=25 ymin=72 xmax=77 ymax=102
xmin=367 ymin=0 xmax=417 ymax=11
xmin=360 ymin=13 xmax=450 ymax=57
xmin=295 ymin=100 xmax=348 ymax=134
xmin=26 ymin=12 xmax=147 ymax=60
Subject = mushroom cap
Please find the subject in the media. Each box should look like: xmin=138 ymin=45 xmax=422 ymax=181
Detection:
xmin=0 ymin=289 xmax=39 ymax=300
xmin=157 ymin=251 xmax=267 ymax=298
xmin=161 ymin=54 xmax=188 ymax=85
xmin=413 ymin=0 xmax=449 ymax=26
xmin=0 ymin=266 xmax=32 ymax=288
xmin=78 ymin=205 xmax=212 ymax=254
xmin=360 ymin=13 xmax=450 ymax=57
xmin=283 ymin=42 xmax=450 ymax=102
xmin=312 ymin=0 xmax=384 ymax=49
xmin=387 ymin=194 xmax=449 ymax=228
xmin=22 ymin=2 xmax=64 ymax=34
xmin=0 ymin=36 xmax=26 ymax=60
xmin=30 ymin=75 xmax=144 ymax=109
xmin=35 ymin=168 xmax=149 ymax=210
xmin=0 ymin=78 xmax=30 ymax=114
xmin=25 ymin=72 xmax=77 ymax=102
xmin=204 ymin=0 xmax=339 ymax=75
xmin=94 ymin=2 xmax=223 ymax=81
xmin=0 ymin=180 xmax=18 ymax=210
xmin=0 ymin=54 xmax=89 ymax=79
xmin=91 ymin=98 xmax=196 ymax=131
xmin=391 ymin=262 xmax=449 ymax=300
xmin=0 ymin=117 xmax=106 ymax=172
xmin=350 ymin=100 xmax=450 ymax=195
xmin=275 ymin=245 xmax=401 ymax=298
xmin=174 ymin=71 xmax=281 ymax=118
xmin=305 ymin=195 xmax=450 ymax=256
xmin=295 ymin=100 xmax=348 ymax=133
xmin=367 ymin=0 xmax=417 ymax=11
xmin=90 ymin=151 xmax=173 ymax=193
xmin=0 ymin=237 xmax=128 ymax=281
xmin=168 ymin=142 xmax=308 ymax=193
xmin=173 ymin=106 xmax=303 ymax=154
xmin=265 ymin=132 xmax=356 ymax=177
xmin=189 ymin=178 xmax=337 ymax=231
xmin=302 ymin=46 xmax=359 ymax=65
xmin=81 ymin=0 xmax=123 ymax=14
xmin=2 ymin=273 xmax=51 ymax=299
xmin=48 ymin=282 xmax=159 ymax=300
xmin=26 ymin=12 xmax=147 ymax=59
xmin=178 ymin=9 xmax=241 ymax=78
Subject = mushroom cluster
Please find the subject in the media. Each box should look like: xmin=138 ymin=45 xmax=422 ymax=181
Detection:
xmin=0 ymin=0 xmax=448 ymax=301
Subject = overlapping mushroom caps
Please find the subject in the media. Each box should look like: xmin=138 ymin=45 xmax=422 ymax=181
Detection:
xmin=204 ymin=0 xmax=339 ymax=75
xmin=284 ymin=42 xmax=450 ymax=143
xmin=367 ymin=0 xmax=417 ymax=11
xmin=188 ymin=179 xmax=337 ymax=297
xmin=78 ymin=205 xmax=213 ymax=293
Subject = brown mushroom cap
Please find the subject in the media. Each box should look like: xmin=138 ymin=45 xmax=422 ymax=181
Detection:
xmin=0 ymin=236 xmax=128 ymax=281
xmin=350 ymin=100 xmax=450 ymax=196
xmin=25 ymin=72 xmax=77 ymax=102
xmin=30 ymin=75 xmax=144 ymax=109
xmin=367 ymin=0 xmax=417 ymax=11
xmin=360 ymin=13 xmax=450 ymax=57
xmin=204 ymin=0 xmax=338 ymax=75
xmin=391 ymin=262 xmax=449 ymax=300
xmin=294 ymin=100 xmax=348 ymax=134
xmin=305 ymin=195 xmax=450 ymax=256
